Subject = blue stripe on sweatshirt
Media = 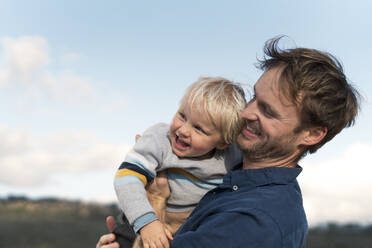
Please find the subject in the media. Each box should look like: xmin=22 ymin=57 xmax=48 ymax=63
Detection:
xmin=168 ymin=171 xmax=222 ymax=189
xmin=119 ymin=162 xmax=154 ymax=183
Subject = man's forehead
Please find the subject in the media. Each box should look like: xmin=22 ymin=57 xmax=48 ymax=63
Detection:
xmin=254 ymin=69 xmax=298 ymax=114
xmin=256 ymin=67 xmax=282 ymax=90
xmin=254 ymin=69 xmax=281 ymax=101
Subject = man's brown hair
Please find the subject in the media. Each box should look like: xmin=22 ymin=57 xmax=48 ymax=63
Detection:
xmin=258 ymin=36 xmax=361 ymax=155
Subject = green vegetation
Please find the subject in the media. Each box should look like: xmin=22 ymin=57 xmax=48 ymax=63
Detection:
xmin=0 ymin=196 xmax=120 ymax=248
xmin=306 ymin=223 xmax=372 ymax=248
xmin=1 ymin=196 xmax=371 ymax=248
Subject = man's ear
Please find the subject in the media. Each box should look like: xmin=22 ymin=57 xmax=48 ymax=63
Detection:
xmin=216 ymin=142 xmax=230 ymax=150
xmin=300 ymin=126 xmax=327 ymax=146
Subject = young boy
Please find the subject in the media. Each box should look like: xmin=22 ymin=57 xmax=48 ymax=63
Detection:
xmin=113 ymin=77 xmax=246 ymax=248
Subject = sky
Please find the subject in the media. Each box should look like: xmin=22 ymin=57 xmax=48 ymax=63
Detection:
xmin=1 ymin=0 xmax=371 ymax=227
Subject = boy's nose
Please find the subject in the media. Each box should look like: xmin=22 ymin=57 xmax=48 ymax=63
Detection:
xmin=177 ymin=123 xmax=191 ymax=137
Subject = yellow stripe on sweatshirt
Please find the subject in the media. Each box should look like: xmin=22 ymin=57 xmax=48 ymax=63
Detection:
xmin=167 ymin=168 xmax=201 ymax=182
xmin=115 ymin=169 xmax=148 ymax=186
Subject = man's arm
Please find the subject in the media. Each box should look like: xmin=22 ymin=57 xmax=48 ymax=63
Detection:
xmin=170 ymin=211 xmax=282 ymax=248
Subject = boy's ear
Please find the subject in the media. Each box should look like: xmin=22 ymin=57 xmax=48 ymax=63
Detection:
xmin=216 ymin=142 xmax=230 ymax=150
xmin=300 ymin=126 xmax=327 ymax=146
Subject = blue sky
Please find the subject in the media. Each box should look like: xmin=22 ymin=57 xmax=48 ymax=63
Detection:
xmin=1 ymin=0 xmax=371 ymax=226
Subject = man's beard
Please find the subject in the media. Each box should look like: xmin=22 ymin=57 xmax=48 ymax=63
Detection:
xmin=238 ymin=120 xmax=299 ymax=163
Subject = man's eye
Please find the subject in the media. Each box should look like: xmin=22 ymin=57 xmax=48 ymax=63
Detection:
xmin=261 ymin=105 xmax=276 ymax=118
xmin=258 ymin=104 xmax=273 ymax=118
xmin=263 ymin=110 xmax=275 ymax=118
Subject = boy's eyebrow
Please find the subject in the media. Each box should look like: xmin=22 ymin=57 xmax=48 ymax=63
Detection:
xmin=195 ymin=121 xmax=214 ymax=134
xmin=253 ymin=85 xmax=281 ymax=119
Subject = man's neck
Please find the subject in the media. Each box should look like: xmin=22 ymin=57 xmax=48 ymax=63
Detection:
xmin=242 ymin=153 xmax=299 ymax=169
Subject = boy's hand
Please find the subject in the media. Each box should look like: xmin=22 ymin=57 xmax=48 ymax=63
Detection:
xmin=139 ymin=220 xmax=173 ymax=248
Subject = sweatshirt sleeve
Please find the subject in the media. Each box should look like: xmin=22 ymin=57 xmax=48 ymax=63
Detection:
xmin=114 ymin=123 xmax=169 ymax=231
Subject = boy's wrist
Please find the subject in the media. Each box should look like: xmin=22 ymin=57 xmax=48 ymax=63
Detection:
xmin=139 ymin=219 xmax=161 ymax=234
xmin=133 ymin=212 xmax=158 ymax=233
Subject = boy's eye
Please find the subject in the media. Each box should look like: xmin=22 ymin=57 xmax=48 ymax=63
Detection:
xmin=251 ymin=94 xmax=256 ymax=100
xmin=247 ymin=94 xmax=256 ymax=105
xmin=194 ymin=125 xmax=206 ymax=134
xmin=179 ymin=112 xmax=186 ymax=120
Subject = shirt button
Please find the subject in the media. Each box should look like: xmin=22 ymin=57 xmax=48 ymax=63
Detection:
xmin=232 ymin=185 xmax=238 ymax=191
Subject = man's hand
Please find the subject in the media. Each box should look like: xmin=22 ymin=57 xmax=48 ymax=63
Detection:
xmin=164 ymin=211 xmax=191 ymax=235
xmin=146 ymin=170 xmax=171 ymax=200
xmin=139 ymin=220 xmax=173 ymax=248
xmin=96 ymin=216 xmax=119 ymax=248
xmin=146 ymin=170 xmax=170 ymax=222
xmin=137 ymin=133 xmax=171 ymax=220
xmin=106 ymin=216 xmax=116 ymax=232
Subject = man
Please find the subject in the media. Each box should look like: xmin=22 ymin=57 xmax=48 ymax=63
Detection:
xmin=97 ymin=37 xmax=360 ymax=248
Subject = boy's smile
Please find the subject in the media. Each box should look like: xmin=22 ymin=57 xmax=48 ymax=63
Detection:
xmin=173 ymin=134 xmax=190 ymax=151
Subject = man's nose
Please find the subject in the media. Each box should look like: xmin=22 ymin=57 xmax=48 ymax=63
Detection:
xmin=241 ymin=100 xmax=259 ymax=121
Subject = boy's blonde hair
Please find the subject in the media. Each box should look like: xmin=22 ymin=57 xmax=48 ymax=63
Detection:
xmin=181 ymin=77 xmax=247 ymax=144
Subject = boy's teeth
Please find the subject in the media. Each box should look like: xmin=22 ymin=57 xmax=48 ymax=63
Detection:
xmin=176 ymin=136 xmax=189 ymax=147
xmin=179 ymin=139 xmax=189 ymax=146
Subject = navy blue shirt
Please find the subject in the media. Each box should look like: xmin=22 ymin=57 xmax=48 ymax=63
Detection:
xmin=171 ymin=165 xmax=308 ymax=248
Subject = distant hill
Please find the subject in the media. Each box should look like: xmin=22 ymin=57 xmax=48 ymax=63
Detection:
xmin=0 ymin=196 xmax=371 ymax=248
xmin=0 ymin=196 xmax=120 ymax=248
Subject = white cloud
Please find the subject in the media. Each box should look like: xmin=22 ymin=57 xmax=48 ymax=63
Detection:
xmin=0 ymin=36 xmax=49 ymax=85
xmin=299 ymin=142 xmax=372 ymax=225
xmin=42 ymin=71 xmax=97 ymax=106
xmin=0 ymin=125 xmax=131 ymax=187
xmin=0 ymin=36 xmax=98 ymax=107
xmin=60 ymin=52 xmax=81 ymax=64
xmin=0 ymin=35 xmax=127 ymax=111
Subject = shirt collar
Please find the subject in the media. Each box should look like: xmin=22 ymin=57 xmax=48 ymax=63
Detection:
xmin=219 ymin=163 xmax=303 ymax=190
